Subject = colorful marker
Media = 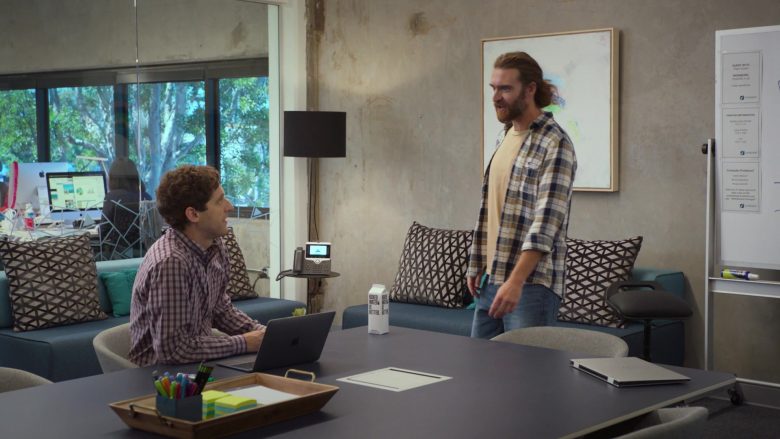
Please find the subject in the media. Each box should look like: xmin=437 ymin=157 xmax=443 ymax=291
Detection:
xmin=721 ymin=269 xmax=759 ymax=280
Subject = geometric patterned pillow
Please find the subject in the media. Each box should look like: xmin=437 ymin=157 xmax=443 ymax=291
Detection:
xmin=223 ymin=227 xmax=257 ymax=301
xmin=389 ymin=222 xmax=473 ymax=309
xmin=0 ymin=234 xmax=107 ymax=332
xmin=557 ymin=236 xmax=643 ymax=328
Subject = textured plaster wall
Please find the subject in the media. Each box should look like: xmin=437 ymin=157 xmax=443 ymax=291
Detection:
xmin=312 ymin=0 xmax=780 ymax=379
xmin=0 ymin=0 xmax=267 ymax=74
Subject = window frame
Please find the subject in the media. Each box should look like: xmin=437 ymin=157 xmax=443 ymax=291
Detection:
xmin=0 ymin=58 xmax=270 ymax=213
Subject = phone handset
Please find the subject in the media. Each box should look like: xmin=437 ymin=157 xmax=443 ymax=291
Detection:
xmin=293 ymin=247 xmax=304 ymax=273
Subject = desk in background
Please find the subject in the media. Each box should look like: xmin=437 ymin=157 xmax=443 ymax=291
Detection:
xmin=0 ymin=327 xmax=735 ymax=439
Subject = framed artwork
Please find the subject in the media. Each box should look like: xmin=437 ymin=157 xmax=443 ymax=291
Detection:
xmin=482 ymin=28 xmax=619 ymax=191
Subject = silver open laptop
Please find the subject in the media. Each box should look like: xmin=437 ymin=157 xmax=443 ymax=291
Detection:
xmin=571 ymin=357 xmax=690 ymax=387
xmin=218 ymin=311 xmax=335 ymax=373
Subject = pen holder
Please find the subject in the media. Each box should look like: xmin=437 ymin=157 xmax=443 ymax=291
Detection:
xmin=156 ymin=394 xmax=202 ymax=422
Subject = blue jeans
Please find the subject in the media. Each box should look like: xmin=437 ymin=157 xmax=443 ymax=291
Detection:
xmin=470 ymin=283 xmax=561 ymax=339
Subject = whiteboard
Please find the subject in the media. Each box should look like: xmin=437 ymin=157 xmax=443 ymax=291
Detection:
xmin=715 ymin=25 xmax=780 ymax=270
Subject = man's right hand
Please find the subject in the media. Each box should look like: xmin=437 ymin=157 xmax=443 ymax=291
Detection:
xmin=242 ymin=327 xmax=266 ymax=352
xmin=467 ymin=276 xmax=478 ymax=297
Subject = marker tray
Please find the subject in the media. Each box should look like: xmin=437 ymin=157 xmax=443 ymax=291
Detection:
xmin=110 ymin=372 xmax=339 ymax=439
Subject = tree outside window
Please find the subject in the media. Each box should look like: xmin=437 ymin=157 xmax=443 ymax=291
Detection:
xmin=129 ymin=81 xmax=207 ymax=197
xmin=49 ymin=86 xmax=114 ymax=172
xmin=219 ymin=77 xmax=270 ymax=208
xmin=0 ymin=89 xmax=38 ymax=176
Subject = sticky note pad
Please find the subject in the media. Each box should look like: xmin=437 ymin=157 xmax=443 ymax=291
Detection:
xmin=215 ymin=395 xmax=257 ymax=416
xmin=201 ymin=390 xmax=230 ymax=419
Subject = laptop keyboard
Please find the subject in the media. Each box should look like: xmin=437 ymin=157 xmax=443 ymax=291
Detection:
xmin=232 ymin=361 xmax=254 ymax=370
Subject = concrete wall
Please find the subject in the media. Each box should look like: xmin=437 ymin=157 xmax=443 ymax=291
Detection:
xmin=311 ymin=0 xmax=780 ymax=381
xmin=0 ymin=0 xmax=267 ymax=74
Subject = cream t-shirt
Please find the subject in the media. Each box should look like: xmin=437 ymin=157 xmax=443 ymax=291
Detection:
xmin=486 ymin=127 xmax=529 ymax=275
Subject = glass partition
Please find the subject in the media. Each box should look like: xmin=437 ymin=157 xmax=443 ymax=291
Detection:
xmin=0 ymin=1 xmax=278 ymax=296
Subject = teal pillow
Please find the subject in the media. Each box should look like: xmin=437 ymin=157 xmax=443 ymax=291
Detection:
xmin=99 ymin=270 xmax=138 ymax=317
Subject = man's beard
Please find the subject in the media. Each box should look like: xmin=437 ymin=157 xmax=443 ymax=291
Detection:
xmin=495 ymin=89 xmax=528 ymax=123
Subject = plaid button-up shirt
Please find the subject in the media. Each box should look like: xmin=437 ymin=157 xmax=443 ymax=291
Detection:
xmin=468 ymin=112 xmax=577 ymax=297
xmin=129 ymin=228 xmax=263 ymax=366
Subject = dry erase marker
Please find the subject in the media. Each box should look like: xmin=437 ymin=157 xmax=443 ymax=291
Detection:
xmin=721 ymin=269 xmax=759 ymax=280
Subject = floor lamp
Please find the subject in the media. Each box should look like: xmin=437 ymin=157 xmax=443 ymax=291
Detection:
xmin=283 ymin=111 xmax=346 ymax=312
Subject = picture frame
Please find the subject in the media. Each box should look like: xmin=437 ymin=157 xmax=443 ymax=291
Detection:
xmin=482 ymin=28 xmax=619 ymax=192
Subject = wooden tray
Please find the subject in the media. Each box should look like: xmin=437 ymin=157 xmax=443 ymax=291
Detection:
xmin=110 ymin=372 xmax=339 ymax=439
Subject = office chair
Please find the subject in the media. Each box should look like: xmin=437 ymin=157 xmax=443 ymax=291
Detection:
xmin=606 ymin=281 xmax=692 ymax=362
xmin=93 ymin=323 xmax=137 ymax=373
xmin=138 ymin=200 xmax=166 ymax=253
xmin=97 ymin=199 xmax=142 ymax=261
xmin=0 ymin=367 xmax=52 ymax=393
xmin=93 ymin=323 xmax=227 ymax=374
xmin=491 ymin=326 xmax=629 ymax=358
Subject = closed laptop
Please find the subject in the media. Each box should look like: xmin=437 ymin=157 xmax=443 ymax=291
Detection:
xmin=571 ymin=357 xmax=690 ymax=387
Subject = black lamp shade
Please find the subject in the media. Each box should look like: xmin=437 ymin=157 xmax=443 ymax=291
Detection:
xmin=284 ymin=111 xmax=346 ymax=157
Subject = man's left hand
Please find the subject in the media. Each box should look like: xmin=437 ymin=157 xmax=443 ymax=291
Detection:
xmin=488 ymin=280 xmax=523 ymax=319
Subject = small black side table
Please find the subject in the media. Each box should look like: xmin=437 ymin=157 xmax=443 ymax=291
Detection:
xmin=606 ymin=280 xmax=692 ymax=362
xmin=274 ymin=270 xmax=340 ymax=281
xmin=275 ymin=270 xmax=340 ymax=313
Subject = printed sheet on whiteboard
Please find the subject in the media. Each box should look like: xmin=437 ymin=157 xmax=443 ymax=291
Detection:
xmin=337 ymin=367 xmax=451 ymax=392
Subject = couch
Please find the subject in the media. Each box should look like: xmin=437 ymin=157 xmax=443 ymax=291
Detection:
xmin=342 ymin=268 xmax=687 ymax=366
xmin=0 ymin=258 xmax=304 ymax=382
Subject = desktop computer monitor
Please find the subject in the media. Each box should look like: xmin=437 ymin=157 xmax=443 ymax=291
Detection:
xmin=7 ymin=162 xmax=69 ymax=211
xmin=46 ymin=171 xmax=107 ymax=221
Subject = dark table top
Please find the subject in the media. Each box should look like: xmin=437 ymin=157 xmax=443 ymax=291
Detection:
xmin=0 ymin=327 xmax=735 ymax=439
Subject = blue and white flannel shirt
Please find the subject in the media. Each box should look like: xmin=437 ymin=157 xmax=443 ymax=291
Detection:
xmin=467 ymin=112 xmax=577 ymax=297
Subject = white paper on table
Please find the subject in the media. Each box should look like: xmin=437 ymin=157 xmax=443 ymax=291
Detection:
xmin=224 ymin=385 xmax=299 ymax=405
xmin=337 ymin=367 xmax=451 ymax=392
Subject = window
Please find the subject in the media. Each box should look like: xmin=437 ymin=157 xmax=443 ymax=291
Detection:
xmin=49 ymin=86 xmax=114 ymax=172
xmin=0 ymin=89 xmax=38 ymax=176
xmin=128 ymin=81 xmax=206 ymax=197
xmin=219 ymin=77 xmax=270 ymax=208
xmin=0 ymin=63 xmax=269 ymax=208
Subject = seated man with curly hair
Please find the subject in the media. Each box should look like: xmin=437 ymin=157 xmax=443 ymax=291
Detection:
xmin=129 ymin=165 xmax=265 ymax=366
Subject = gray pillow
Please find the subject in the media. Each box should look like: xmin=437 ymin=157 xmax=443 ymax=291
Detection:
xmin=0 ymin=234 xmax=107 ymax=332
xmin=558 ymin=236 xmax=643 ymax=328
xmin=389 ymin=222 xmax=473 ymax=309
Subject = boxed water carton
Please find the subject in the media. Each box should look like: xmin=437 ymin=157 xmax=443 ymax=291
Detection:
xmin=368 ymin=283 xmax=389 ymax=334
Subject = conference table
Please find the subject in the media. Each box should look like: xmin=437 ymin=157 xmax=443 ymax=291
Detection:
xmin=0 ymin=327 xmax=735 ymax=438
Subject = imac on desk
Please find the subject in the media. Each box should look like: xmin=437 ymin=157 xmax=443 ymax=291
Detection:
xmin=7 ymin=162 xmax=69 ymax=211
xmin=46 ymin=171 xmax=107 ymax=222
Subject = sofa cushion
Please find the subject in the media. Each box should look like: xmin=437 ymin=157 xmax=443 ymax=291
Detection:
xmin=99 ymin=270 xmax=138 ymax=317
xmin=224 ymin=228 xmax=257 ymax=301
xmin=557 ymin=236 xmax=643 ymax=328
xmin=0 ymin=234 xmax=107 ymax=332
xmin=389 ymin=222 xmax=472 ymax=309
xmin=0 ymin=316 xmax=129 ymax=381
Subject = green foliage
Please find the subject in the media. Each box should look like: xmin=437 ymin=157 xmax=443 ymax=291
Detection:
xmin=220 ymin=77 xmax=270 ymax=207
xmin=49 ymin=86 xmax=114 ymax=171
xmin=0 ymin=77 xmax=270 ymax=207
xmin=129 ymin=82 xmax=207 ymax=193
xmin=0 ymin=89 xmax=38 ymax=172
